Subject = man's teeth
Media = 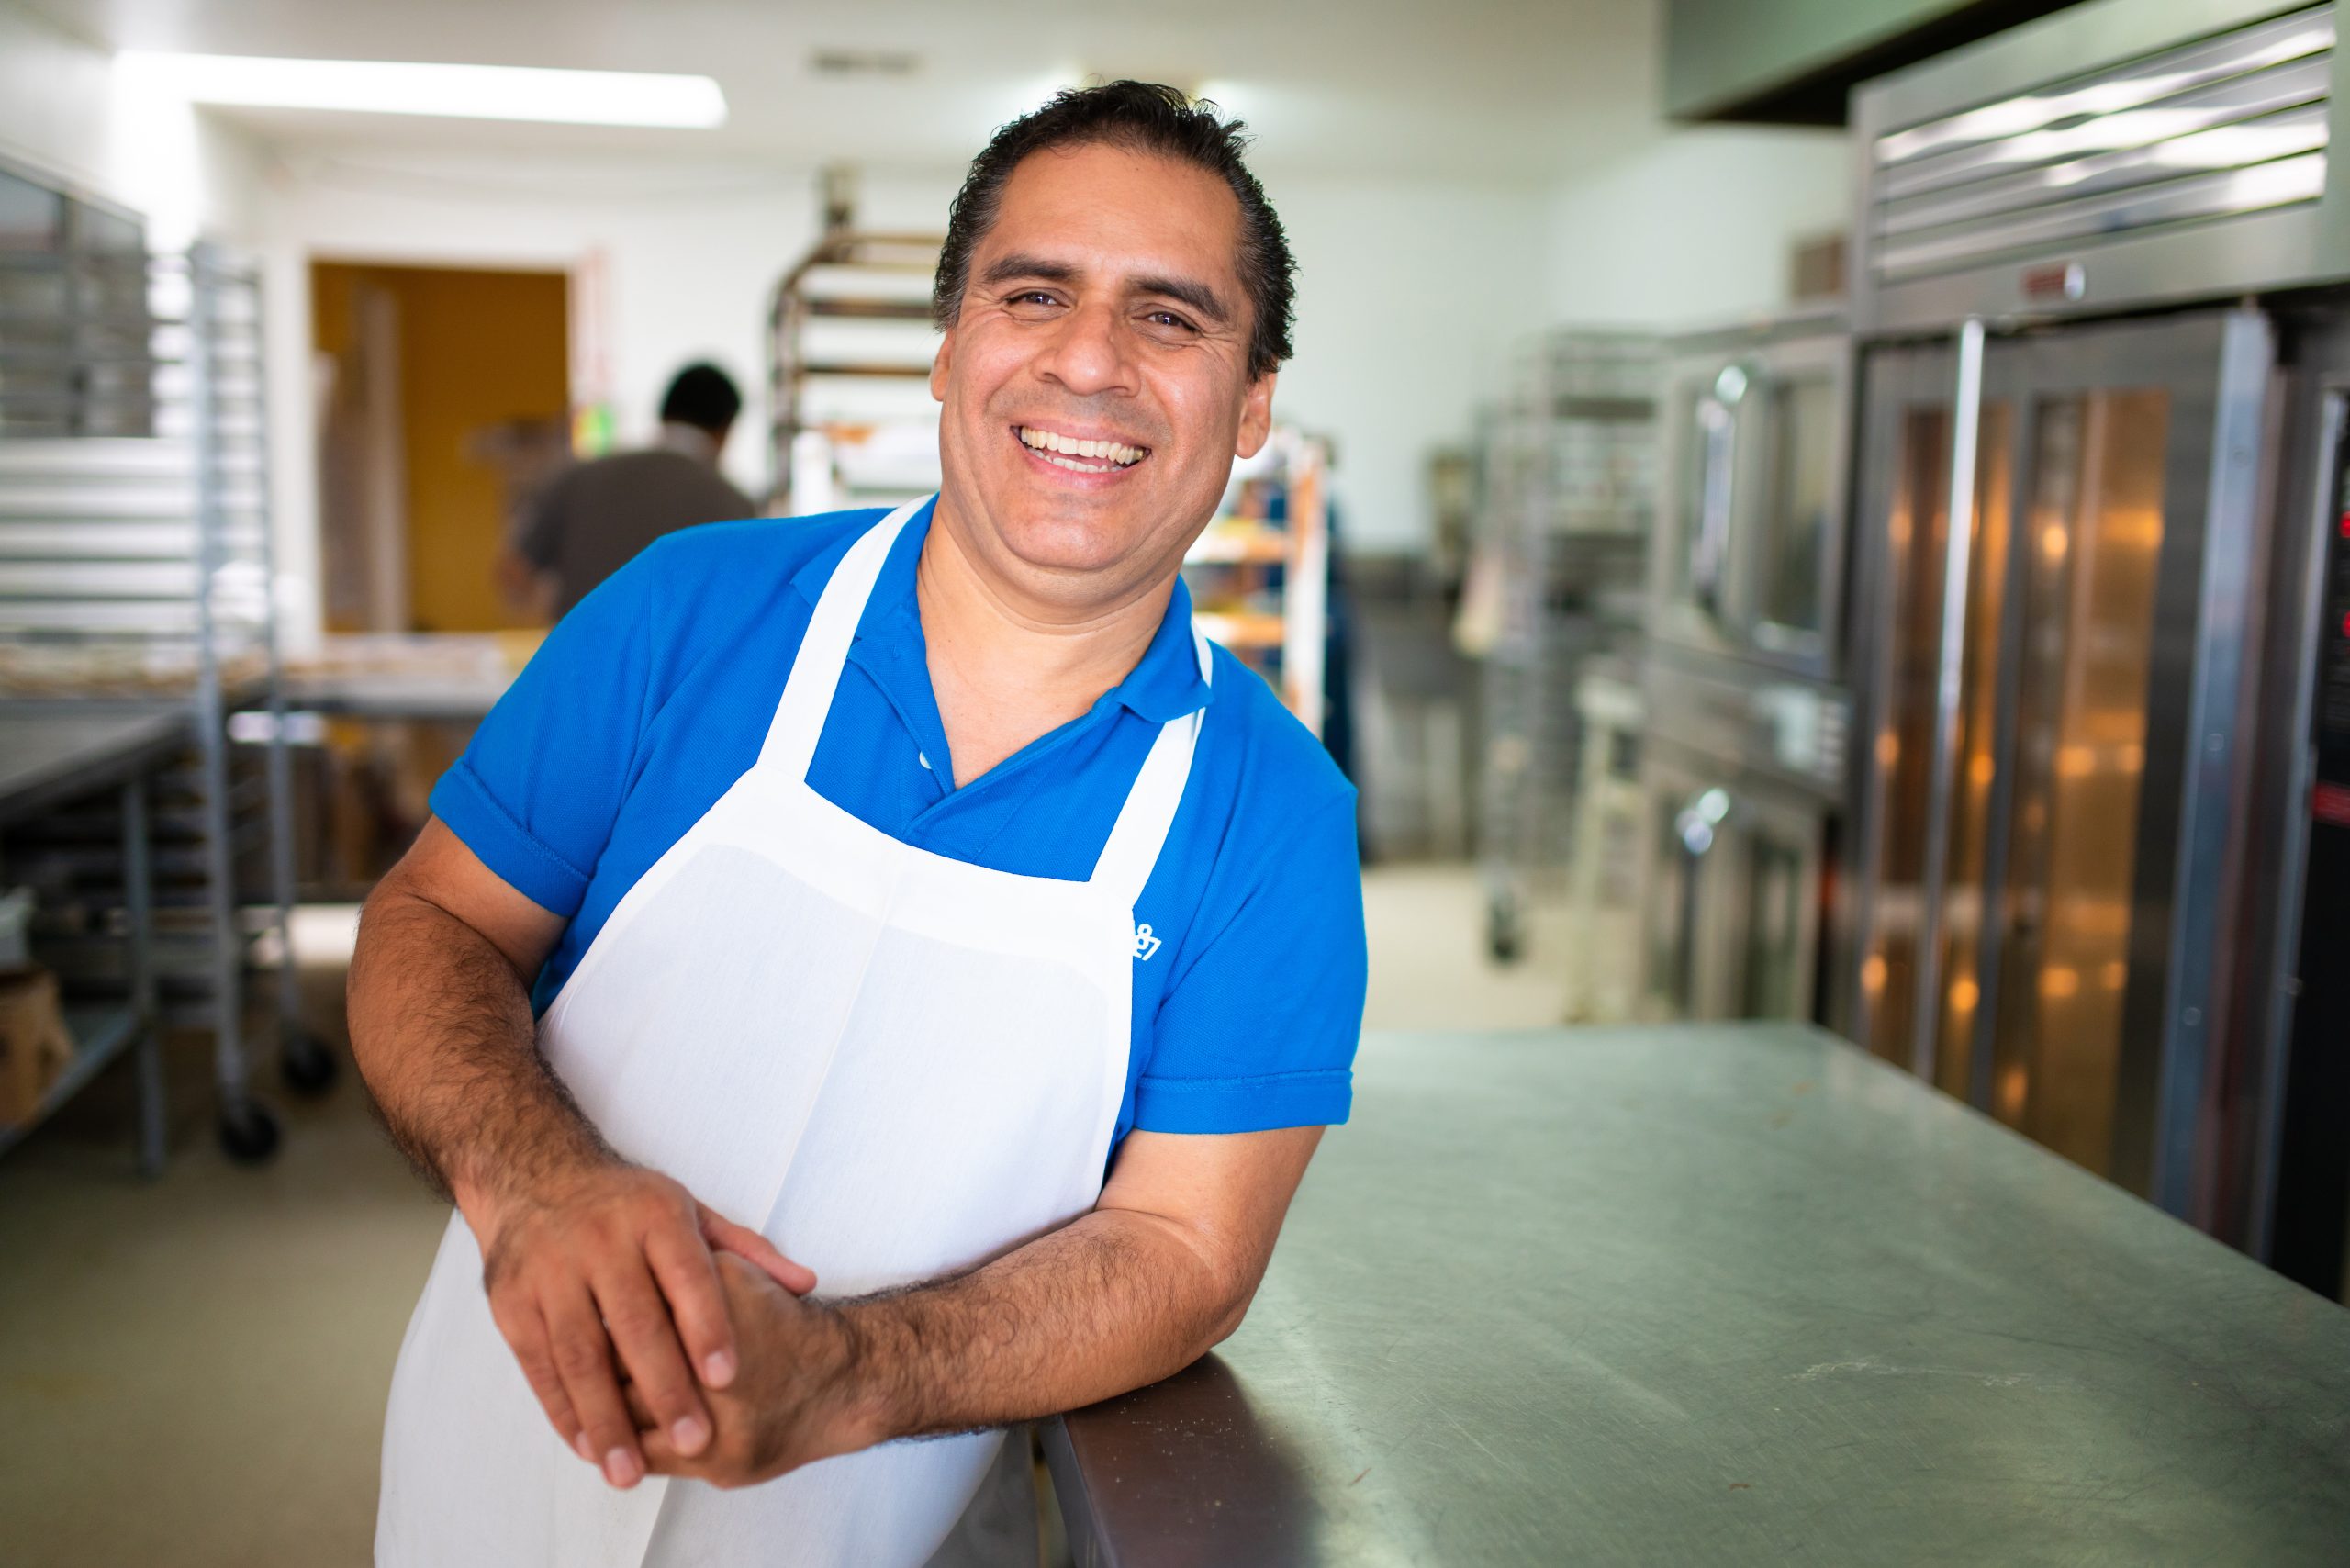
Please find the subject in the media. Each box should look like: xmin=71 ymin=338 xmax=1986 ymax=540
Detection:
xmin=1018 ymin=427 xmax=1146 ymax=468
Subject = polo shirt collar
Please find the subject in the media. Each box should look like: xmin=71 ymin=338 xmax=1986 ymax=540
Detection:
xmin=788 ymin=498 xmax=1216 ymax=725
xmin=1115 ymin=573 xmax=1213 ymax=722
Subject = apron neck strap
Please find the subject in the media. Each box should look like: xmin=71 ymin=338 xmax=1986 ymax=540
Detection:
xmin=758 ymin=496 xmax=930 ymax=780
xmin=1088 ymin=625 xmax=1213 ymax=908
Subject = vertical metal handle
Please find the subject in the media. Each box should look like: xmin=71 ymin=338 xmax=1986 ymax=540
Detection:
xmin=1691 ymin=364 xmax=1748 ymax=621
xmin=1693 ymin=404 xmax=1735 ymax=616
xmin=1673 ymin=787 xmax=1734 ymax=1015
xmin=1908 ymin=317 xmax=1988 ymax=1081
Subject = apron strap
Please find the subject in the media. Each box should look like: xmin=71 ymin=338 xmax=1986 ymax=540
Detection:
xmin=1088 ymin=625 xmax=1214 ymax=908
xmin=758 ymin=496 xmax=932 ymax=780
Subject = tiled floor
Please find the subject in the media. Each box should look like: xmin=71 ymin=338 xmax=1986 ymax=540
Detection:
xmin=0 ymin=863 xmax=1566 ymax=1565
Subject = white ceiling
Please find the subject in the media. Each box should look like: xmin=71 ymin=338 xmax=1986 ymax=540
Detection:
xmin=26 ymin=0 xmax=1665 ymax=181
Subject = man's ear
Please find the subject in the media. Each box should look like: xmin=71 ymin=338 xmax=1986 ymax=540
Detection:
xmin=930 ymin=327 xmax=956 ymax=403
xmin=1234 ymin=371 xmax=1278 ymax=458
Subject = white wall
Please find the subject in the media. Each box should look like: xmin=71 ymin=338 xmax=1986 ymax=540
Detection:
xmin=1545 ymin=125 xmax=1852 ymax=330
xmin=0 ymin=2 xmax=119 ymax=196
xmin=1275 ymin=180 xmax=1548 ymax=553
xmin=0 ymin=1 xmax=264 ymax=245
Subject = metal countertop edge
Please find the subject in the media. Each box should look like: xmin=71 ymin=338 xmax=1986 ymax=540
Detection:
xmin=1039 ymin=1414 xmax=1122 ymax=1568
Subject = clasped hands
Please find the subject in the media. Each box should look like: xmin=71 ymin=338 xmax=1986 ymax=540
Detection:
xmin=474 ymin=1160 xmax=879 ymax=1492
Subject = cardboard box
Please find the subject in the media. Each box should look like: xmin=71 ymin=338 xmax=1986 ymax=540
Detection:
xmin=0 ymin=969 xmax=75 ymax=1128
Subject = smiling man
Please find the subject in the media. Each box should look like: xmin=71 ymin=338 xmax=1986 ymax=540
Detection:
xmin=352 ymin=81 xmax=1366 ymax=1568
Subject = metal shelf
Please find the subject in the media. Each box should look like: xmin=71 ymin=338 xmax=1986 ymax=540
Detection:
xmin=766 ymin=218 xmax=944 ymax=512
xmin=0 ymin=1003 xmax=143 ymax=1162
xmin=1 ymin=232 xmax=308 ymax=1168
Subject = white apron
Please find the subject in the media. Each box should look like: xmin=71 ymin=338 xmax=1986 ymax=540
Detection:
xmin=377 ymin=498 xmax=1207 ymax=1568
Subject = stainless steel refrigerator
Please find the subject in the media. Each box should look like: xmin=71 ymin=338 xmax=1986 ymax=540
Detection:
xmin=1843 ymin=0 xmax=2350 ymax=1287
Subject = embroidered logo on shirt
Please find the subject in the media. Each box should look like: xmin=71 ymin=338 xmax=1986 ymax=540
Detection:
xmin=1133 ymin=923 xmax=1163 ymax=961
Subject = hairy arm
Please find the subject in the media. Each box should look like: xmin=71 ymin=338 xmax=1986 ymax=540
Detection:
xmin=349 ymin=818 xmax=812 ymax=1489
xmin=348 ymin=819 xmax=596 ymax=1204
xmin=634 ymin=1125 xmax=1325 ymax=1484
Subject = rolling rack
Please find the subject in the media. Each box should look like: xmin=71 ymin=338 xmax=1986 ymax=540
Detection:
xmin=1464 ymin=330 xmax=1658 ymax=963
xmin=765 ymin=174 xmax=944 ymax=514
xmin=1182 ymin=429 xmax=1331 ymax=736
xmin=0 ymin=207 xmax=328 ymax=1166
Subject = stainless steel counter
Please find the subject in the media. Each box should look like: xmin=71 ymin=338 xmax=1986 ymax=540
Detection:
xmin=0 ymin=710 xmax=189 ymax=826
xmin=1045 ymin=1025 xmax=2350 ymax=1565
xmin=0 ymin=708 xmax=181 ymax=1170
xmin=282 ymin=633 xmax=531 ymax=722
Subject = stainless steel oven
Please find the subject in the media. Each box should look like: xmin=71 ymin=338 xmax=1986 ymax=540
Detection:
xmin=1638 ymin=649 xmax=1850 ymax=1023
xmin=1639 ymin=313 xmax=1856 ymax=1025
xmin=1651 ymin=316 xmax=1854 ymax=683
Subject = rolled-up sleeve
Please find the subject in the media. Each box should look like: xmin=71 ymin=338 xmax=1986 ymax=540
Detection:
xmin=427 ymin=554 xmax=656 ymax=917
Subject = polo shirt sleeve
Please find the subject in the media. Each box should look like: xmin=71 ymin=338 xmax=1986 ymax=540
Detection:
xmin=427 ymin=554 xmax=657 ymax=918
xmin=1132 ymin=790 xmax=1366 ymax=1134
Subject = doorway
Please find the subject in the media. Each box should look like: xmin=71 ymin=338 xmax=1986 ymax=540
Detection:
xmin=310 ymin=261 xmax=571 ymax=633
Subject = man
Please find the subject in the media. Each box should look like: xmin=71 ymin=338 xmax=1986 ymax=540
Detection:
xmin=500 ymin=361 xmax=756 ymax=619
xmin=354 ymin=81 xmax=1365 ymax=1568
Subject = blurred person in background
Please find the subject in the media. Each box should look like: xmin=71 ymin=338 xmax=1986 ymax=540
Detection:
xmin=497 ymin=362 xmax=756 ymax=620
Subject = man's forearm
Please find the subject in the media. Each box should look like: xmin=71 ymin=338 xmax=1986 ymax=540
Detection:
xmin=636 ymin=1129 xmax=1319 ymax=1484
xmin=347 ymin=882 xmax=604 ymax=1210
xmin=834 ymin=1206 xmax=1252 ymax=1444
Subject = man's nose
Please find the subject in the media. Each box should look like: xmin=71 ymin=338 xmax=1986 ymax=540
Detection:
xmin=1035 ymin=300 xmax=1136 ymax=398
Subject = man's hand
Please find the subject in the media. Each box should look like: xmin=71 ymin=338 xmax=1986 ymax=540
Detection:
xmin=621 ymin=1126 xmax=1325 ymax=1486
xmin=626 ymin=1253 xmax=874 ymax=1490
xmin=346 ymin=823 xmax=822 ymax=1491
xmin=474 ymin=1163 xmax=819 ymax=1490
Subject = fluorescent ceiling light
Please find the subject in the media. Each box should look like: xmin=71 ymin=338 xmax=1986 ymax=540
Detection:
xmin=116 ymin=52 xmax=727 ymax=129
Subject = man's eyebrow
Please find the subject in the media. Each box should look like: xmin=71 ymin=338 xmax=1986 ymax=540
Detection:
xmin=977 ymin=252 xmax=1079 ymax=288
xmin=1129 ymin=274 xmax=1231 ymax=326
xmin=977 ymin=253 xmax=1232 ymax=326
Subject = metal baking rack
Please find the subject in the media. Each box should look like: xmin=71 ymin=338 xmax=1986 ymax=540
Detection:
xmin=0 ymin=226 xmax=329 ymax=1166
xmin=765 ymin=199 xmax=945 ymax=515
xmin=1469 ymin=329 xmax=1659 ymax=965
xmin=1181 ymin=429 xmax=1332 ymax=737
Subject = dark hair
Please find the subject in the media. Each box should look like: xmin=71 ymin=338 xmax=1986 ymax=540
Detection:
xmin=659 ymin=362 xmax=742 ymax=432
xmin=933 ymin=81 xmax=1295 ymax=380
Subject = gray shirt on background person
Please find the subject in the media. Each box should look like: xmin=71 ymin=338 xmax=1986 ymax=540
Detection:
xmin=516 ymin=422 xmax=757 ymax=617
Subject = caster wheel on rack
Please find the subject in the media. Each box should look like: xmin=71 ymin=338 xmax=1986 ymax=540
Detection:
xmin=1486 ymin=902 xmax=1523 ymax=965
xmin=218 ymin=1099 xmax=283 ymax=1164
xmin=281 ymin=1031 xmax=341 ymax=1097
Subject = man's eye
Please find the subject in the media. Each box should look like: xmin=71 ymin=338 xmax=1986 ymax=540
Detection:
xmin=1145 ymin=310 xmax=1197 ymax=332
xmin=1008 ymin=290 xmax=1059 ymax=308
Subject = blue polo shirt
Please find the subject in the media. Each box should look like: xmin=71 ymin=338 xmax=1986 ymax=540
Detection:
xmin=431 ymin=500 xmax=1365 ymax=1153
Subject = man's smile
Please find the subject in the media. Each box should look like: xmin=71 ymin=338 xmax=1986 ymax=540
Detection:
xmin=1014 ymin=423 xmax=1150 ymax=474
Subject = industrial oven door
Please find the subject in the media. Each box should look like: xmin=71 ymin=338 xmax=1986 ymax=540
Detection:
xmin=1651 ymin=336 xmax=1853 ymax=683
xmin=1639 ymin=739 xmax=1826 ymax=1024
xmin=1738 ymin=334 xmax=1853 ymax=683
xmin=1846 ymin=308 xmax=2272 ymax=1213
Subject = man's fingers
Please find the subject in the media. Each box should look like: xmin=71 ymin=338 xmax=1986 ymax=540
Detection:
xmin=700 ymin=1206 xmax=818 ymax=1295
xmin=643 ymin=1218 xmax=739 ymax=1392
xmin=543 ymin=1282 xmax=646 ymax=1489
xmin=637 ymin=1423 xmax=699 ymax=1479
xmin=623 ymin=1380 xmax=658 ymax=1431
xmin=488 ymin=1293 xmax=584 ymax=1459
xmin=592 ymin=1261 xmax=712 ymax=1461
